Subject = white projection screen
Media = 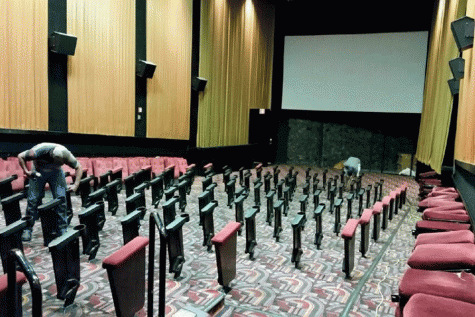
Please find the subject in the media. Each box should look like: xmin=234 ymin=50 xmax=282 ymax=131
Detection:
xmin=282 ymin=32 xmax=429 ymax=113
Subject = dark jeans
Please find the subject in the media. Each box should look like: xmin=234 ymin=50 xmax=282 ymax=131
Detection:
xmin=25 ymin=168 xmax=68 ymax=234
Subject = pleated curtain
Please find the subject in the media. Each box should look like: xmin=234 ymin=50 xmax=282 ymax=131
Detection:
xmin=197 ymin=0 xmax=275 ymax=147
xmin=0 ymin=0 xmax=49 ymax=131
xmin=146 ymin=0 xmax=193 ymax=140
xmin=415 ymin=0 xmax=467 ymax=173
xmin=67 ymin=0 xmax=136 ymax=137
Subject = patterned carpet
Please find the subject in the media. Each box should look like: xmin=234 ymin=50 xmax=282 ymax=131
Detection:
xmin=0 ymin=165 xmax=420 ymax=316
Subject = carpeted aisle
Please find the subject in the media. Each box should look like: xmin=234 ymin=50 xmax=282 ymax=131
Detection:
xmin=0 ymin=165 xmax=419 ymax=316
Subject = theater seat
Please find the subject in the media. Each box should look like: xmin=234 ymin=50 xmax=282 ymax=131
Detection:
xmin=407 ymin=243 xmax=475 ymax=271
xmin=0 ymin=271 xmax=27 ymax=317
xmin=414 ymin=220 xmax=470 ymax=235
xmin=414 ymin=230 xmax=474 ymax=248
xmin=397 ymin=268 xmax=475 ymax=315
xmin=403 ymin=293 xmax=475 ymax=317
xmin=341 ymin=219 xmax=359 ymax=278
xmin=102 ymin=236 xmax=149 ymax=317
xmin=422 ymin=210 xmax=470 ymax=223
xmin=419 ymin=200 xmax=465 ymax=211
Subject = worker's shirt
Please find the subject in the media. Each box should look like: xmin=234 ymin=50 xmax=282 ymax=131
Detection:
xmin=27 ymin=143 xmax=78 ymax=172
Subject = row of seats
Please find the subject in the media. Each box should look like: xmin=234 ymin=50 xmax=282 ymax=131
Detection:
xmin=394 ymin=185 xmax=475 ymax=316
xmin=341 ymin=183 xmax=408 ymax=278
xmin=0 ymin=156 xmax=190 ymax=193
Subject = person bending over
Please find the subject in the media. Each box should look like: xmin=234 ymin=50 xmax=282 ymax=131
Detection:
xmin=343 ymin=157 xmax=361 ymax=190
xmin=17 ymin=142 xmax=83 ymax=242
xmin=344 ymin=157 xmax=361 ymax=178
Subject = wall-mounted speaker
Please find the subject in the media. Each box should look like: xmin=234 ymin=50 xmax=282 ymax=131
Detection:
xmin=136 ymin=60 xmax=156 ymax=78
xmin=448 ymin=78 xmax=459 ymax=96
xmin=49 ymin=31 xmax=77 ymax=56
xmin=449 ymin=57 xmax=465 ymax=79
xmin=192 ymin=77 xmax=208 ymax=92
xmin=451 ymin=16 xmax=474 ymax=51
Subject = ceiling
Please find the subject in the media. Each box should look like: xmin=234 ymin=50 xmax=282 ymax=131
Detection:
xmin=280 ymin=0 xmax=439 ymax=36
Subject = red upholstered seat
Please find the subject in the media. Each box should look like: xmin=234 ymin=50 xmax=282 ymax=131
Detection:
xmin=407 ymin=243 xmax=475 ymax=271
xmin=127 ymin=157 xmax=142 ymax=175
xmin=432 ymin=187 xmax=457 ymax=193
xmin=150 ymin=157 xmax=166 ymax=177
xmin=341 ymin=219 xmax=359 ymax=239
xmin=91 ymin=158 xmax=113 ymax=183
xmin=403 ymin=293 xmax=475 ymax=317
xmin=415 ymin=220 xmax=471 ymax=232
xmin=424 ymin=200 xmax=464 ymax=209
xmin=103 ymin=236 xmax=149 ymax=269
xmin=422 ymin=210 xmax=470 ymax=223
xmin=419 ymin=179 xmax=442 ymax=186
xmin=102 ymin=236 xmax=149 ymax=317
xmin=423 ymin=207 xmax=467 ymax=214
xmin=359 ymin=209 xmax=373 ymax=225
xmin=418 ymin=196 xmax=456 ymax=208
xmin=77 ymin=157 xmax=93 ymax=175
xmin=428 ymin=191 xmax=459 ymax=198
xmin=418 ymin=171 xmax=438 ymax=178
xmin=211 ymin=222 xmax=241 ymax=246
xmin=2 ymin=159 xmax=25 ymax=191
xmin=0 ymin=271 xmax=27 ymax=317
xmin=372 ymin=202 xmax=383 ymax=215
xmin=112 ymin=157 xmax=129 ymax=180
xmin=414 ymin=230 xmax=474 ymax=247
xmin=398 ymin=268 xmax=475 ymax=314
xmin=0 ymin=271 xmax=27 ymax=297
xmin=382 ymin=196 xmax=392 ymax=206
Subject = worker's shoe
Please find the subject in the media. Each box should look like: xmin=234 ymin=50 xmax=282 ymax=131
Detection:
xmin=21 ymin=230 xmax=32 ymax=242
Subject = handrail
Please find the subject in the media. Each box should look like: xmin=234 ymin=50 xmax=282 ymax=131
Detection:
xmin=148 ymin=211 xmax=167 ymax=317
xmin=8 ymin=249 xmax=42 ymax=317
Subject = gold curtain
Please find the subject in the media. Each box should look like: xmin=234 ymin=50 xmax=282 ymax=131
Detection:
xmin=197 ymin=0 xmax=275 ymax=147
xmin=454 ymin=0 xmax=475 ymax=164
xmin=67 ymin=0 xmax=136 ymax=136
xmin=0 ymin=0 xmax=48 ymax=131
xmin=415 ymin=0 xmax=466 ymax=173
xmin=146 ymin=0 xmax=192 ymax=140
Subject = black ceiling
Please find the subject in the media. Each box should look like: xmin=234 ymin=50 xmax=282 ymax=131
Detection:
xmin=281 ymin=0 xmax=438 ymax=36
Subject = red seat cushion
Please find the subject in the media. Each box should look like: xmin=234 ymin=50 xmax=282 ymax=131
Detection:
xmin=423 ymin=207 xmax=467 ymax=214
xmin=407 ymin=243 xmax=475 ymax=271
xmin=425 ymin=200 xmax=464 ymax=209
xmin=422 ymin=210 xmax=470 ymax=223
xmin=359 ymin=209 xmax=373 ymax=225
xmin=211 ymin=222 xmax=241 ymax=246
xmin=150 ymin=157 xmax=166 ymax=176
xmin=0 ymin=272 xmax=27 ymax=297
xmin=112 ymin=157 xmax=129 ymax=179
xmin=414 ymin=230 xmax=474 ymax=247
xmin=103 ymin=236 xmax=149 ymax=269
xmin=341 ymin=219 xmax=359 ymax=239
xmin=416 ymin=220 xmax=471 ymax=232
xmin=372 ymin=202 xmax=383 ymax=215
xmin=428 ymin=191 xmax=459 ymax=198
xmin=418 ymin=196 xmax=456 ymax=208
xmin=399 ymin=268 xmax=475 ymax=306
xmin=404 ymin=293 xmax=475 ymax=317
xmin=382 ymin=196 xmax=392 ymax=206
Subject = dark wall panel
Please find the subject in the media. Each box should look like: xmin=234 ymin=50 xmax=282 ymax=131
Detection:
xmin=48 ymin=0 xmax=68 ymax=132
xmin=275 ymin=110 xmax=420 ymax=173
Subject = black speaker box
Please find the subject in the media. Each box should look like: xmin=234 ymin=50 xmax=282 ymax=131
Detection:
xmin=136 ymin=60 xmax=156 ymax=78
xmin=448 ymin=78 xmax=459 ymax=96
xmin=49 ymin=31 xmax=77 ymax=56
xmin=192 ymin=77 xmax=208 ymax=92
xmin=451 ymin=16 xmax=474 ymax=51
xmin=449 ymin=57 xmax=465 ymax=79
